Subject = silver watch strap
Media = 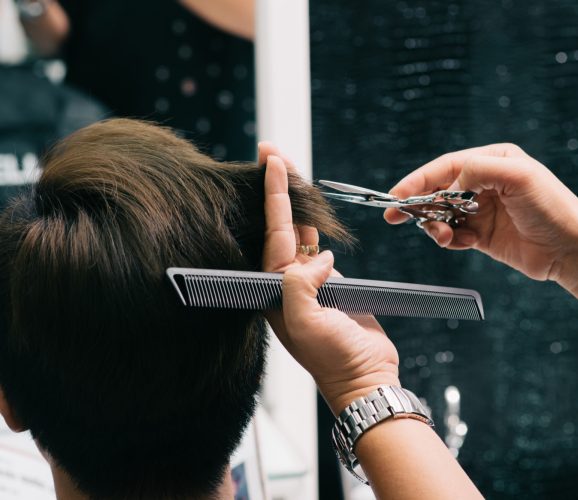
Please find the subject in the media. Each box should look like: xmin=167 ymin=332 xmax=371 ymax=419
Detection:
xmin=331 ymin=385 xmax=434 ymax=484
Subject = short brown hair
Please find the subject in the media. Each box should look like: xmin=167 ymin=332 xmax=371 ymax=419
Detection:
xmin=0 ymin=119 xmax=347 ymax=499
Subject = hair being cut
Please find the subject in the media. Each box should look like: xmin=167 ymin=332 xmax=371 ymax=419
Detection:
xmin=0 ymin=119 xmax=348 ymax=499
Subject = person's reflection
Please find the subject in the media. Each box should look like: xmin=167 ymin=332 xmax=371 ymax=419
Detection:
xmin=19 ymin=0 xmax=256 ymax=161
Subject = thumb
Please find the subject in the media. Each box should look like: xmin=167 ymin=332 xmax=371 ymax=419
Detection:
xmin=447 ymin=155 xmax=532 ymax=196
xmin=282 ymin=251 xmax=334 ymax=314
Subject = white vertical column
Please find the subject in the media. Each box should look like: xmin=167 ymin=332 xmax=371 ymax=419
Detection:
xmin=256 ymin=0 xmax=312 ymax=179
xmin=255 ymin=1 xmax=317 ymax=500
xmin=0 ymin=0 xmax=28 ymax=64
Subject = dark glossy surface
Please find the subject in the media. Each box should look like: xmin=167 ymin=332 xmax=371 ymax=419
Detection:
xmin=311 ymin=1 xmax=578 ymax=498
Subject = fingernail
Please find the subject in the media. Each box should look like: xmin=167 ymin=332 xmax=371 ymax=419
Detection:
xmin=316 ymin=250 xmax=333 ymax=264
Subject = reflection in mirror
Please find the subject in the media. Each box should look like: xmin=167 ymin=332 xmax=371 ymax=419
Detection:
xmin=12 ymin=0 xmax=257 ymax=162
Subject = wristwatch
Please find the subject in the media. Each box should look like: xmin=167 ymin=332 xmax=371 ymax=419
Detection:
xmin=332 ymin=385 xmax=434 ymax=484
xmin=17 ymin=0 xmax=51 ymax=20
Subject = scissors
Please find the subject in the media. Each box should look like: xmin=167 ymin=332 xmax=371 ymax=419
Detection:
xmin=318 ymin=180 xmax=479 ymax=228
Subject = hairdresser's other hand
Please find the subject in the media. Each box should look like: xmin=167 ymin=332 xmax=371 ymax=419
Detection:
xmin=259 ymin=142 xmax=399 ymax=414
xmin=384 ymin=144 xmax=578 ymax=297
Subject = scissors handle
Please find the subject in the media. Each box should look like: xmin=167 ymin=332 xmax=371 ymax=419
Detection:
xmin=393 ymin=191 xmax=478 ymax=227
xmin=399 ymin=205 xmax=466 ymax=228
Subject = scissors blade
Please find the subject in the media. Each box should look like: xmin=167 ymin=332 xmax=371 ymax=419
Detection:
xmin=322 ymin=192 xmax=377 ymax=205
xmin=318 ymin=180 xmax=398 ymax=201
xmin=322 ymin=192 xmax=405 ymax=208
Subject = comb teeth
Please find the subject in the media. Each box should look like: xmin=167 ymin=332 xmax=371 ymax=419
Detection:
xmin=167 ymin=268 xmax=484 ymax=321
xmin=183 ymin=274 xmax=283 ymax=310
xmin=318 ymin=283 xmax=480 ymax=320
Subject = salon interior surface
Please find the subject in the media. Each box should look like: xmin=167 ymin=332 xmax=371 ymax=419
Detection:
xmin=1 ymin=0 xmax=577 ymax=499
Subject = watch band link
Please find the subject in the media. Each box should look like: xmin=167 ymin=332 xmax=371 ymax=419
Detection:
xmin=332 ymin=385 xmax=434 ymax=484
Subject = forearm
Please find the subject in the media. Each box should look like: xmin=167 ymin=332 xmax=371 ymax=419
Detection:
xmin=324 ymin=379 xmax=481 ymax=499
xmin=19 ymin=0 xmax=69 ymax=56
xmin=178 ymin=0 xmax=254 ymax=40
xmin=355 ymin=418 xmax=482 ymax=500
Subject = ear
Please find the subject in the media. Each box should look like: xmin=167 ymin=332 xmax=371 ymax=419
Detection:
xmin=0 ymin=387 xmax=26 ymax=432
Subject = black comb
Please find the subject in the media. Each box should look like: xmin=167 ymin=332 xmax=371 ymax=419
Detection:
xmin=167 ymin=268 xmax=484 ymax=321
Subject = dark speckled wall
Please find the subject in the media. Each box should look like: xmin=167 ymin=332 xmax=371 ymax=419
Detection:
xmin=310 ymin=1 xmax=578 ymax=498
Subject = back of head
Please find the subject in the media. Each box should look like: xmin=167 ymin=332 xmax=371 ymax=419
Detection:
xmin=0 ymin=119 xmax=347 ymax=499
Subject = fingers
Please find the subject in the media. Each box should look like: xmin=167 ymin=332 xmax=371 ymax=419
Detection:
xmin=258 ymin=141 xmax=282 ymax=166
xmin=448 ymin=155 xmax=534 ymax=195
xmin=384 ymin=144 xmax=530 ymax=224
xmin=282 ymin=251 xmax=335 ymax=323
xmin=282 ymin=252 xmax=374 ymax=343
xmin=258 ymin=141 xmax=299 ymax=172
xmin=298 ymin=224 xmax=320 ymax=249
xmin=259 ymin=141 xmax=320 ymax=268
xmin=421 ymin=222 xmax=480 ymax=249
xmin=262 ymin=155 xmax=296 ymax=272
xmin=421 ymin=221 xmax=454 ymax=247
xmin=449 ymin=229 xmax=481 ymax=249
xmin=390 ymin=144 xmax=528 ymax=198
xmin=385 ymin=148 xmax=483 ymax=224
xmin=384 ymin=209 xmax=411 ymax=225
xmin=388 ymin=147 xmax=479 ymax=200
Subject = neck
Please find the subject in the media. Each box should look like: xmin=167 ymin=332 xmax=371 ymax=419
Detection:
xmin=51 ymin=463 xmax=234 ymax=500
xmin=51 ymin=466 xmax=86 ymax=500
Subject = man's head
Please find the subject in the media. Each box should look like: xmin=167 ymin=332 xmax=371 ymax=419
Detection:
xmin=0 ymin=119 xmax=346 ymax=499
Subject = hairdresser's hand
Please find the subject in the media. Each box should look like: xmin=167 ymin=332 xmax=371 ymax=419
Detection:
xmin=258 ymin=141 xmax=320 ymax=273
xmin=281 ymin=254 xmax=400 ymax=414
xmin=384 ymin=144 xmax=578 ymax=298
xmin=19 ymin=0 xmax=70 ymax=56
xmin=259 ymin=142 xmax=399 ymax=414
